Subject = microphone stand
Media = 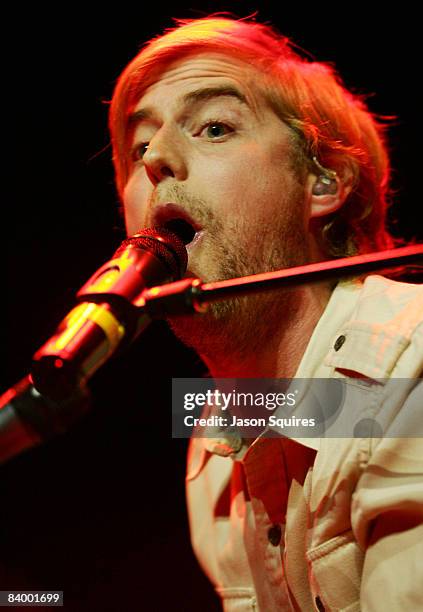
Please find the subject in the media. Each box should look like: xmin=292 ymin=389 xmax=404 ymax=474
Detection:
xmin=1 ymin=244 xmax=422 ymax=464
xmin=140 ymin=245 xmax=423 ymax=316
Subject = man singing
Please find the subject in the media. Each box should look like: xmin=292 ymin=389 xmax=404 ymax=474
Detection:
xmin=108 ymin=16 xmax=423 ymax=611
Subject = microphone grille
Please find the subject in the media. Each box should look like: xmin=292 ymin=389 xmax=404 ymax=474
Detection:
xmin=115 ymin=226 xmax=188 ymax=278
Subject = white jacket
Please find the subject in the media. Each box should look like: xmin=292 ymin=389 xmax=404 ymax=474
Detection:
xmin=186 ymin=276 xmax=423 ymax=611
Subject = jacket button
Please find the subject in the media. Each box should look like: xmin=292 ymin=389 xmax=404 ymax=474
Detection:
xmin=334 ymin=335 xmax=346 ymax=351
xmin=267 ymin=524 xmax=282 ymax=546
xmin=315 ymin=596 xmax=325 ymax=611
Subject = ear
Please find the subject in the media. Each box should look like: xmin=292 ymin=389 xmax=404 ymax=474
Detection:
xmin=307 ymin=167 xmax=354 ymax=218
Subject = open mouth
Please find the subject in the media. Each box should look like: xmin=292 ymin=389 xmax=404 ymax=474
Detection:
xmin=161 ymin=217 xmax=197 ymax=246
xmin=153 ymin=204 xmax=201 ymax=246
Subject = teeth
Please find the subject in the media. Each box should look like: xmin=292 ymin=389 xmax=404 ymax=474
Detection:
xmin=162 ymin=218 xmax=196 ymax=246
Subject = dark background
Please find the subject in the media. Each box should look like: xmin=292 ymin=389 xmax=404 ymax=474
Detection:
xmin=2 ymin=3 xmax=421 ymax=611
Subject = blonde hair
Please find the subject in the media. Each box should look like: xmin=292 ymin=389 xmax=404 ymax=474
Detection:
xmin=109 ymin=16 xmax=395 ymax=256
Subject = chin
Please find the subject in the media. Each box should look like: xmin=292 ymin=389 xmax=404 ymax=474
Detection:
xmin=166 ymin=288 xmax=287 ymax=363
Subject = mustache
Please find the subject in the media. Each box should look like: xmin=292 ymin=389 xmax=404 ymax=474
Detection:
xmin=148 ymin=185 xmax=218 ymax=229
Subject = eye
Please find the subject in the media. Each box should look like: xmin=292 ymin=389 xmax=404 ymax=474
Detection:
xmin=131 ymin=142 xmax=149 ymax=161
xmin=201 ymin=122 xmax=234 ymax=139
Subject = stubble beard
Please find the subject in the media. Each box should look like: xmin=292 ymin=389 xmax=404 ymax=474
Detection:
xmin=167 ymin=187 xmax=310 ymax=370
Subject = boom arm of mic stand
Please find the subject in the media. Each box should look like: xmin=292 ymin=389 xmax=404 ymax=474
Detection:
xmin=140 ymin=245 xmax=423 ymax=317
xmin=1 ymin=245 xmax=421 ymax=463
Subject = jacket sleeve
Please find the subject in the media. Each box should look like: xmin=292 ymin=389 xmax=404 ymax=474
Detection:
xmin=351 ymin=380 xmax=423 ymax=611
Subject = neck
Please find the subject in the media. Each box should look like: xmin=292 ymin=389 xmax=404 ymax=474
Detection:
xmin=201 ymin=283 xmax=332 ymax=379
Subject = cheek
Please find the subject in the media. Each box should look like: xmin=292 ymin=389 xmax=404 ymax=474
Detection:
xmin=192 ymin=149 xmax=267 ymax=215
xmin=122 ymin=172 xmax=151 ymax=235
xmin=214 ymin=147 xmax=294 ymax=218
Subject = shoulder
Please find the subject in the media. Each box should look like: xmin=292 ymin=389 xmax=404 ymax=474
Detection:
xmin=353 ymin=274 xmax=423 ymax=322
xmin=325 ymin=275 xmax=423 ymax=378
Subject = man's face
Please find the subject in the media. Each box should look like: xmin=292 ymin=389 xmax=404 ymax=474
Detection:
xmin=124 ymin=52 xmax=310 ymax=280
xmin=123 ymin=52 xmax=312 ymax=355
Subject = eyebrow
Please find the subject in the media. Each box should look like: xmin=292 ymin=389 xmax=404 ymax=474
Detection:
xmin=128 ymin=85 xmax=249 ymax=126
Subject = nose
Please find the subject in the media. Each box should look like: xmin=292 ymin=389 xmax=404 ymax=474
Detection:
xmin=142 ymin=127 xmax=188 ymax=185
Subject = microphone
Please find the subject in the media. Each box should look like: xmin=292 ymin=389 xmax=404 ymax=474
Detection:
xmin=0 ymin=375 xmax=91 ymax=465
xmin=31 ymin=227 xmax=187 ymax=401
